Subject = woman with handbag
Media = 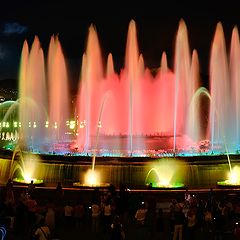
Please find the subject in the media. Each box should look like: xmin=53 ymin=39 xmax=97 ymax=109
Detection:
xmin=110 ymin=215 xmax=125 ymax=240
xmin=34 ymin=218 xmax=50 ymax=240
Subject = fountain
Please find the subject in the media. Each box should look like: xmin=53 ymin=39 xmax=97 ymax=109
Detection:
xmin=145 ymin=160 xmax=185 ymax=189
xmin=10 ymin=19 xmax=203 ymax=156
xmin=217 ymin=166 xmax=240 ymax=187
xmin=10 ymin=146 xmax=43 ymax=185
xmin=1 ymin=19 xmax=240 ymax=188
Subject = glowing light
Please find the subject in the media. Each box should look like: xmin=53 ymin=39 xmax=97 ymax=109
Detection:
xmin=80 ymin=120 xmax=86 ymax=128
xmin=12 ymin=154 xmax=43 ymax=185
xmin=23 ymin=172 xmax=33 ymax=183
xmin=217 ymin=166 xmax=240 ymax=186
xmin=159 ymin=179 xmax=170 ymax=186
xmin=14 ymin=122 xmax=18 ymax=128
xmin=84 ymin=169 xmax=100 ymax=186
xmin=145 ymin=160 xmax=184 ymax=188
xmin=228 ymin=166 xmax=240 ymax=184
xmin=97 ymin=121 xmax=102 ymax=128
xmin=69 ymin=120 xmax=75 ymax=129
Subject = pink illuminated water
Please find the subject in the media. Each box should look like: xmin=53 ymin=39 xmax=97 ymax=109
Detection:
xmin=16 ymin=19 xmax=240 ymax=156
xmin=76 ymin=20 xmax=200 ymax=154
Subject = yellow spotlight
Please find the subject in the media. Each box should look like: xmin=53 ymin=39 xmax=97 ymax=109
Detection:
xmin=84 ymin=169 xmax=100 ymax=186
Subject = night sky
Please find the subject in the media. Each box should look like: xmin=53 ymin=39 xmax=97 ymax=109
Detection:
xmin=1 ymin=0 xmax=240 ymax=90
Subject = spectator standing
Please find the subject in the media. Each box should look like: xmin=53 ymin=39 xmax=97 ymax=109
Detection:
xmin=155 ymin=208 xmax=164 ymax=240
xmin=55 ymin=182 xmax=64 ymax=201
xmin=5 ymin=178 xmax=14 ymax=204
xmin=103 ymin=199 xmax=112 ymax=232
xmin=91 ymin=200 xmax=101 ymax=233
xmin=74 ymin=200 xmax=85 ymax=228
xmin=173 ymin=204 xmax=185 ymax=240
xmin=234 ymin=222 xmax=240 ymax=240
xmin=64 ymin=201 xmax=73 ymax=227
xmin=27 ymin=180 xmax=35 ymax=196
xmin=186 ymin=208 xmax=196 ymax=240
xmin=110 ymin=215 xmax=125 ymax=240
xmin=45 ymin=204 xmax=55 ymax=234
xmin=34 ymin=218 xmax=50 ymax=240
xmin=135 ymin=202 xmax=148 ymax=226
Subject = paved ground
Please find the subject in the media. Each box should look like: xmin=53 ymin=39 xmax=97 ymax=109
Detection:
xmin=6 ymin=215 xmax=237 ymax=240
xmin=1 ymin=186 xmax=240 ymax=239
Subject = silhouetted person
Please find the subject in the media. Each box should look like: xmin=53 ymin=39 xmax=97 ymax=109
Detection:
xmin=234 ymin=222 xmax=240 ymax=240
xmin=186 ymin=208 xmax=196 ymax=240
xmin=34 ymin=218 xmax=50 ymax=240
xmin=110 ymin=215 xmax=125 ymax=240
xmin=135 ymin=202 xmax=147 ymax=226
xmin=91 ymin=200 xmax=101 ymax=233
xmin=147 ymin=182 xmax=152 ymax=189
xmin=155 ymin=208 xmax=164 ymax=240
xmin=74 ymin=200 xmax=85 ymax=228
xmin=173 ymin=205 xmax=185 ymax=240
xmin=55 ymin=182 xmax=64 ymax=201
xmin=5 ymin=178 xmax=14 ymax=204
xmin=27 ymin=180 xmax=35 ymax=196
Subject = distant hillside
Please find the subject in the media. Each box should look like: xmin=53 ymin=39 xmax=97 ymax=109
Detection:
xmin=0 ymin=78 xmax=18 ymax=91
xmin=0 ymin=78 xmax=18 ymax=101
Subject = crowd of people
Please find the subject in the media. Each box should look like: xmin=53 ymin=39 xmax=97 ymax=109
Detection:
xmin=0 ymin=180 xmax=240 ymax=240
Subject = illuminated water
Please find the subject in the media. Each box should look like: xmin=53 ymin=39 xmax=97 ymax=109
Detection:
xmin=1 ymin=20 xmax=240 ymax=159
xmin=145 ymin=160 xmax=185 ymax=188
xmin=10 ymin=146 xmax=43 ymax=184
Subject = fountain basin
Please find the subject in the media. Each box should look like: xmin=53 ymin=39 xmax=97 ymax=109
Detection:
xmin=216 ymin=180 xmax=240 ymax=188
xmin=146 ymin=182 xmax=185 ymax=189
xmin=13 ymin=178 xmax=44 ymax=185
xmin=72 ymin=182 xmax=110 ymax=188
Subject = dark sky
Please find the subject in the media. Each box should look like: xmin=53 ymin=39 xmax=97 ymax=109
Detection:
xmin=1 ymin=0 xmax=240 ymax=89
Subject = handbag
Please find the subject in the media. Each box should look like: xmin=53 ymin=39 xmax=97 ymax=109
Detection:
xmin=40 ymin=227 xmax=50 ymax=240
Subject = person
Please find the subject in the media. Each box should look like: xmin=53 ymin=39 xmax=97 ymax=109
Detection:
xmin=74 ymin=200 xmax=85 ymax=228
xmin=34 ymin=218 xmax=50 ymax=240
xmin=184 ymin=188 xmax=191 ymax=208
xmin=26 ymin=194 xmax=38 ymax=232
xmin=155 ymin=208 xmax=164 ymax=240
xmin=173 ymin=204 xmax=185 ymax=240
xmin=91 ymin=200 xmax=101 ymax=233
xmin=135 ymin=202 xmax=148 ymax=226
xmin=5 ymin=178 xmax=14 ymax=204
xmin=27 ymin=180 xmax=35 ymax=196
xmin=110 ymin=215 xmax=125 ymax=240
xmin=147 ymin=182 xmax=152 ymax=189
xmin=64 ymin=201 xmax=73 ymax=227
xmin=234 ymin=222 xmax=240 ymax=240
xmin=55 ymin=182 xmax=64 ymax=200
xmin=186 ymin=208 xmax=196 ymax=240
xmin=45 ymin=204 xmax=55 ymax=234
xmin=103 ymin=199 xmax=112 ymax=232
